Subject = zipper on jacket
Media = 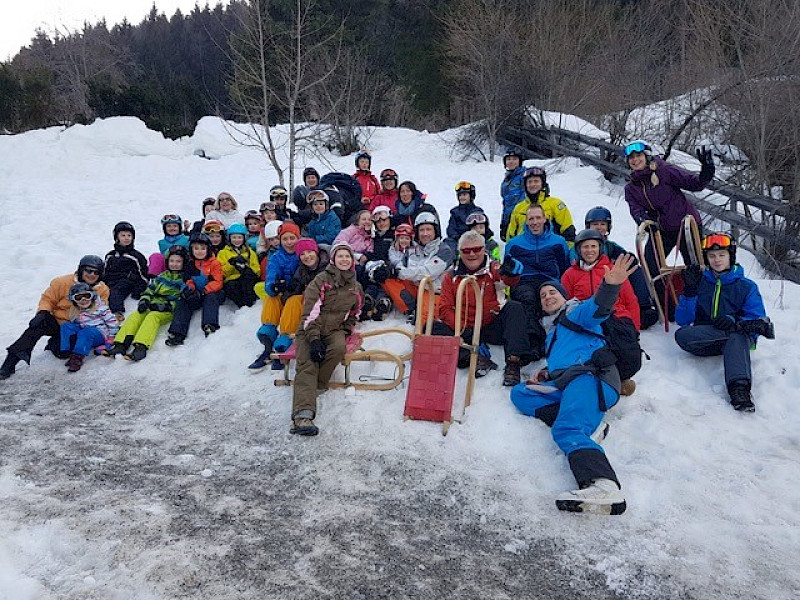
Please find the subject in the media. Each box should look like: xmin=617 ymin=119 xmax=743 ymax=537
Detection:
xmin=711 ymin=277 xmax=722 ymax=317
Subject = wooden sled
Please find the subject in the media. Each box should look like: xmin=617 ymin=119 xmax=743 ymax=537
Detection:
xmin=271 ymin=328 xmax=414 ymax=391
xmin=636 ymin=214 xmax=704 ymax=326
xmin=403 ymin=275 xmax=483 ymax=435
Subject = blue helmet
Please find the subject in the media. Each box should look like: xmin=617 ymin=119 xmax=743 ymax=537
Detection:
xmin=584 ymin=206 xmax=613 ymax=232
xmin=227 ymin=223 xmax=247 ymax=237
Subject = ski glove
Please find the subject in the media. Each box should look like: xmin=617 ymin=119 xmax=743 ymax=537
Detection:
xmin=682 ymin=264 xmax=702 ymax=297
xmin=737 ymin=317 xmax=775 ymax=339
xmin=309 ymin=339 xmax=326 ymax=364
xmin=499 ymin=255 xmax=523 ymax=277
xmin=712 ymin=314 xmax=737 ymax=332
xmin=696 ymin=146 xmax=715 ymax=185
xmin=269 ymin=280 xmax=287 ymax=295
xmin=191 ymin=275 xmax=208 ymax=292
xmin=372 ymin=264 xmax=390 ymax=284
xmin=137 ymin=299 xmax=150 ymax=313
xmin=150 ymin=302 xmax=171 ymax=313
xmin=230 ymin=256 xmax=247 ymax=273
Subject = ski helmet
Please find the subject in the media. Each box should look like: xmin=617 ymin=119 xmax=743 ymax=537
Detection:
xmin=454 ymin=181 xmax=476 ymax=201
xmin=380 ymin=168 xmax=398 ymax=186
xmin=371 ymin=205 xmax=392 ymax=221
xmin=302 ymin=167 xmax=320 ymax=185
xmin=584 ymin=206 xmax=613 ymax=232
xmin=202 ymin=219 xmax=224 ymax=235
xmin=165 ymin=245 xmax=188 ymax=270
xmin=68 ymin=282 xmax=96 ymax=304
xmin=201 ymin=197 xmax=216 ymax=216
xmin=355 ymin=151 xmax=372 ymax=169
xmin=573 ymin=228 xmax=604 ymax=252
xmin=269 ymin=185 xmax=288 ymax=200
xmin=394 ymin=223 xmax=414 ymax=239
xmin=701 ymin=232 xmax=737 ymax=264
xmin=77 ymin=255 xmax=104 ymax=281
xmin=623 ymin=140 xmax=652 ymax=158
xmin=414 ymin=211 xmax=441 ymax=239
xmin=307 ymin=189 xmax=329 ymax=208
xmin=161 ymin=213 xmax=183 ymax=235
xmin=189 ymin=232 xmax=212 ymax=247
xmin=113 ymin=221 xmax=135 ymax=242
xmin=244 ymin=210 xmax=264 ymax=225
xmin=502 ymin=149 xmax=523 ymax=168
xmin=227 ymin=223 xmax=247 ymax=237
xmin=523 ymin=166 xmax=547 ymax=185
xmin=263 ymin=220 xmax=283 ymax=239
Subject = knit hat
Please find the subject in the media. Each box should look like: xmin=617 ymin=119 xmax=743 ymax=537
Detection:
xmin=539 ymin=279 xmax=568 ymax=300
xmin=294 ymin=238 xmax=319 ymax=256
xmin=330 ymin=241 xmax=355 ymax=269
xmin=278 ymin=222 xmax=300 ymax=239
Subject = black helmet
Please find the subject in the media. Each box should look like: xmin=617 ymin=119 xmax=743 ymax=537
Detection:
xmin=189 ymin=232 xmax=211 ymax=246
xmin=503 ymin=149 xmax=523 ymax=168
xmin=77 ymin=255 xmax=104 ymax=281
xmin=201 ymin=197 xmax=216 ymax=216
xmin=113 ymin=221 xmax=135 ymax=242
xmin=584 ymin=206 xmax=613 ymax=232
xmin=68 ymin=282 xmax=96 ymax=304
xmin=574 ymin=229 xmax=605 ymax=260
xmin=355 ymin=151 xmax=372 ymax=169
xmin=454 ymin=181 xmax=476 ymax=201
xmin=166 ymin=244 xmax=189 ymax=266
xmin=302 ymin=167 xmax=320 ymax=185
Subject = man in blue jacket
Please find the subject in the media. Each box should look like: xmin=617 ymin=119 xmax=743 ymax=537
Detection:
xmin=510 ymin=254 xmax=638 ymax=515
xmin=500 ymin=150 xmax=526 ymax=241
xmin=674 ymin=232 xmax=774 ymax=412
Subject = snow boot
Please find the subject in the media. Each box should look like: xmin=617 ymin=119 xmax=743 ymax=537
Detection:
xmin=127 ymin=343 xmax=147 ymax=362
xmin=46 ymin=337 xmax=71 ymax=359
xmin=290 ymin=411 xmax=319 ymax=436
xmin=502 ymin=358 xmax=521 ymax=386
xmin=361 ymin=293 xmax=375 ymax=321
xmin=0 ymin=352 xmax=21 ymax=380
xmin=203 ymin=324 xmax=219 ymax=337
xmin=474 ymin=354 xmax=498 ymax=378
xmin=271 ymin=359 xmax=284 ymax=370
xmin=165 ymin=333 xmax=185 ymax=346
xmin=620 ymin=379 xmax=636 ymax=396
xmin=373 ymin=297 xmax=392 ymax=321
xmin=728 ymin=380 xmax=755 ymax=413
xmin=640 ymin=305 xmax=659 ymax=330
xmin=114 ymin=312 xmax=126 ymax=323
xmin=66 ymin=354 xmax=84 ymax=373
xmin=556 ymin=478 xmax=626 ymax=515
xmin=107 ymin=338 xmax=131 ymax=357
xmin=248 ymin=346 xmax=272 ymax=371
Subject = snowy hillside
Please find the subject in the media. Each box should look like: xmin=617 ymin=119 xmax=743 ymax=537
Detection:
xmin=0 ymin=117 xmax=798 ymax=599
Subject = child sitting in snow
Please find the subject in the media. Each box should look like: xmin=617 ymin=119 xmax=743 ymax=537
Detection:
xmin=305 ymin=190 xmax=342 ymax=246
xmin=244 ymin=210 xmax=264 ymax=251
xmin=60 ymin=283 xmax=119 ymax=372
xmin=148 ymin=214 xmax=190 ymax=276
xmin=218 ymin=223 xmax=262 ymax=308
xmin=109 ymin=245 xmax=188 ymax=361
xmin=103 ymin=221 xmax=149 ymax=322
xmin=202 ymin=220 xmax=227 ymax=256
xmin=289 ymin=242 xmax=363 ymax=436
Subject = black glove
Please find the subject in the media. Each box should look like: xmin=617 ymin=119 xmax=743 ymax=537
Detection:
xmin=309 ymin=339 xmax=326 ymax=364
xmin=499 ymin=255 xmax=523 ymax=277
xmin=151 ymin=302 xmax=170 ymax=312
xmin=372 ymin=264 xmax=390 ymax=284
xmin=270 ymin=280 xmax=287 ymax=295
xmin=230 ymin=256 xmax=247 ymax=272
xmin=737 ymin=318 xmax=775 ymax=339
xmin=712 ymin=315 xmax=737 ymax=332
xmin=499 ymin=218 xmax=509 ymax=242
xmin=682 ymin=264 xmax=702 ymax=297
xmin=696 ymin=145 xmax=715 ymax=185
xmin=137 ymin=299 xmax=150 ymax=313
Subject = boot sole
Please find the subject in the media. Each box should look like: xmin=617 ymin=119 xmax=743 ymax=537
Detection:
xmin=290 ymin=426 xmax=319 ymax=436
xmin=556 ymin=499 xmax=626 ymax=515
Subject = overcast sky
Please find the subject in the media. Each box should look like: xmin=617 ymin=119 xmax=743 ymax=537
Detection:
xmin=1 ymin=1 xmax=228 ymax=61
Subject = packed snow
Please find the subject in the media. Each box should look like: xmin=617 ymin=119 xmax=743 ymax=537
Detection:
xmin=0 ymin=116 xmax=798 ymax=599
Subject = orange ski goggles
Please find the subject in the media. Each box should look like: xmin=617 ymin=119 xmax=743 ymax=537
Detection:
xmin=701 ymin=233 xmax=734 ymax=251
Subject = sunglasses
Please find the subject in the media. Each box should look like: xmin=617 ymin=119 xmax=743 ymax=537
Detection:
xmin=460 ymin=246 xmax=484 ymax=256
xmin=218 ymin=196 xmax=233 ymax=201
xmin=623 ymin=141 xmax=647 ymax=157
xmin=702 ymin=233 xmax=733 ymax=250
xmin=82 ymin=267 xmax=100 ymax=275
xmin=73 ymin=293 xmax=93 ymax=301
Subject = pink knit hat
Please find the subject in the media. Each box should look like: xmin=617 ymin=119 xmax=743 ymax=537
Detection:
xmin=294 ymin=238 xmax=318 ymax=255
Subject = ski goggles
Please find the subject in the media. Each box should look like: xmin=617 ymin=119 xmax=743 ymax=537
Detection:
xmin=269 ymin=188 xmax=288 ymax=199
xmin=459 ymin=246 xmax=484 ymax=256
xmin=454 ymin=181 xmax=473 ymax=192
xmin=623 ymin=141 xmax=648 ymax=156
xmin=259 ymin=201 xmax=276 ymax=212
xmin=523 ymin=166 xmax=545 ymax=178
xmin=465 ymin=212 xmax=487 ymax=226
xmin=202 ymin=222 xmax=223 ymax=234
xmin=161 ymin=214 xmax=181 ymax=225
xmin=380 ymin=169 xmax=397 ymax=181
xmin=372 ymin=212 xmax=391 ymax=221
xmin=701 ymin=232 xmax=734 ymax=250
xmin=307 ymin=190 xmax=328 ymax=204
xmin=72 ymin=292 xmax=94 ymax=301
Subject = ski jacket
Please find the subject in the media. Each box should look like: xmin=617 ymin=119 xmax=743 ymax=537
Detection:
xmin=369 ymin=188 xmax=399 ymax=213
xmin=217 ymin=244 xmax=261 ymax=282
xmin=287 ymin=250 xmax=330 ymax=297
xmin=503 ymin=222 xmax=569 ymax=282
xmin=265 ymin=246 xmax=300 ymax=296
xmin=298 ymin=263 xmax=363 ymax=341
xmin=561 ymin=255 xmax=641 ymax=329
xmin=367 ymin=228 xmax=395 ymax=263
xmin=140 ymin=270 xmax=184 ymax=313
xmin=397 ymin=238 xmax=455 ymax=292
xmin=333 ymin=225 xmax=374 ymax=259
xmin=624 ymin=157 xmax=704 ymax=232
xmin=103 ymin=243 xmax=149 ymax=292
xmin=292 ymin=184 xmax=310 ymax=210
xmin=389 ymin=245 xmax=412 ymax=269
xmin=507 ymin=190 xmax=575 ymax=242
xmin=246 ymin=233 xmax=260 ymax=252
xmin=185 ymin=255 xmax=223 ymax=294
xmin=205 ymin=208 xmax=245 ymax=229
xmin=158 ymin=234 xmax=190 ymax=255
xmin=675 ymin=265 xmax=767 ymax=331
xmin=38 ymin=274 xmax=110 ymax=325
xmin=305 ymin=210 xmax=341 ymax=245
xmin=70 ymin=300 xmax=119 ymax=343
xmin=501 ymin=166 xmax=527 ymax=220
xmin=446 ymin=203 xmax=484 ymax=242
xmin=439 ymin=255 xmax=518 ymax=331
xmin=353 ymin=170 xmax=380 ymax=203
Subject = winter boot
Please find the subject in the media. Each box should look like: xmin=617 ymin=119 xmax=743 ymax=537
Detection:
xmin=65 ymin=354 xmax=84 ymax=373
xmin=290 ymin=411 xmax=319 ymax=436
xmin=556 ymin=478 xmax=626 ymax=515
xmin=45 ymin=337 xmax=71 ymax=359
xmin=728 ymin=380 xmax=755 ymax=413
xmin=373 ymin=297 xmax=392 ymax=321
xmin=0 ymin=352 xmax=21 ymax=380
xmin=271 ymin=359 xmax=284 ymax=370
xmin=203 ymin=324 xmax=219 ymax=337
xmin=248 ymin=346 xmax=272 ymax=370
xmin=165 ymin=333 xmax=185 ymax=346
xmin=590 ymin=421 xmax=610 ymax=444
xmin=361 ymin=293 xmax=375 ymax=321
xmin=107 ymin=339 xmax=131 ymax=357
xmin=474 ymin=355 xmax=498 ymax=378
xmin=640 ymin=305 xmax=659 ymax=330
xmin=127 ymin=343 xmax=147 ymax=362
xmin=502 ymin=358 xmax=522 ymax=386
xmin=114 ymin=312 xmax=126 ymax=323
xmin=620 ymin=379 xmax=636 ymax=396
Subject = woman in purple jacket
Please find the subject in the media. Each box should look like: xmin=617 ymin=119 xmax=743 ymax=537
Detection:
xmin=623 ymin=140 xmax=714 ymax=317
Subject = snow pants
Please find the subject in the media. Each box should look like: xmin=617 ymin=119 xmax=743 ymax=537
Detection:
xmin=108 ymin=279 xmax=143 ymax=314
xmin=431 ymin=300 xmax=532 ymax=364
xmin=7 ymin=310 xmax=65 ymax=361
xmin=511 ymin=373 xmax=620 ymax=487
xmin=291 ymin=330 xmax=347 ymax=418
xmin=115 ymin=310 xmax=173 ymax=348
xmin=509 ymin=279 xmax=548 ymax=359
xmin=383 ymin=278 xmax=438 ymax=321
xmin=223 ymin=271 xmax=259 ymax=308
xmin=168 ymin=292 xmax=223 ymax=337
xmin=674 ymin=325 xmax=752 ymax=386
xmin=59 ymin=323 xmax=106 ymax=356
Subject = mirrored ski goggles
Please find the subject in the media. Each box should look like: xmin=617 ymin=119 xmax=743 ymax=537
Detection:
xmin=460 ymin=246 xmax=484 ymax=256
xmin=73 ymin=292 xmax=93 ymax=301
xmin=524 ymin=167 xmax=545 ymax=178
xmin=161 ymin=214 xmax=181 ymax=224
xmin=702 ymin=233 xmax=733 ymax=250
xmin=259 ymin=201 xmax=276 ymax=212
xmin=623 ymin=141 xmax=647 ymax=156
xmin=203 ymin=223 xmax=223 ymax=234
xmin=454 ymin=181 xmax=473 ymax=192
xmin=465 ymin=212 xmax=487 ymax=226
xmin=269 ymin=189 xmax=287 ymax=199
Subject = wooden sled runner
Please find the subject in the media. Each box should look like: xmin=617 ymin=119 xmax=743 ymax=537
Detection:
xmin=403 ymin=275 xmax=483 ymax=435
xmin=271 ymin=328 xmax=414 ymax=391
xmin=636 ymin=214 xmax=704 ymax=326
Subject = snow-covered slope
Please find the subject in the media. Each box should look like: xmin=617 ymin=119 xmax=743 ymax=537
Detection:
xmin=0 ymin=117 xmax=798 ymax=599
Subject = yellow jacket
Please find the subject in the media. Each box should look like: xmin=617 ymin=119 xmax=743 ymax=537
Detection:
xmin=217 ymin=244 xmax=261 ymax=282
xmin=37 ymin=273 xmax=110 ymax=324
xmin=507 ymin=191 xmax=575 ymax=244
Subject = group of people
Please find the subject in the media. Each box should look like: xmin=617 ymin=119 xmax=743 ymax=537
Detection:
xmin=0 ymin=141 xmax=776 ymax=515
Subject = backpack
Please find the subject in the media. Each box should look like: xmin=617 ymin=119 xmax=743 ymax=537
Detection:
xmin=319 ymin=172 xmax=363 ymax=224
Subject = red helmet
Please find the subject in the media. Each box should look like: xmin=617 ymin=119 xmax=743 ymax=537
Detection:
xmin=394 ymin=223 xmax=414 ymax=239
